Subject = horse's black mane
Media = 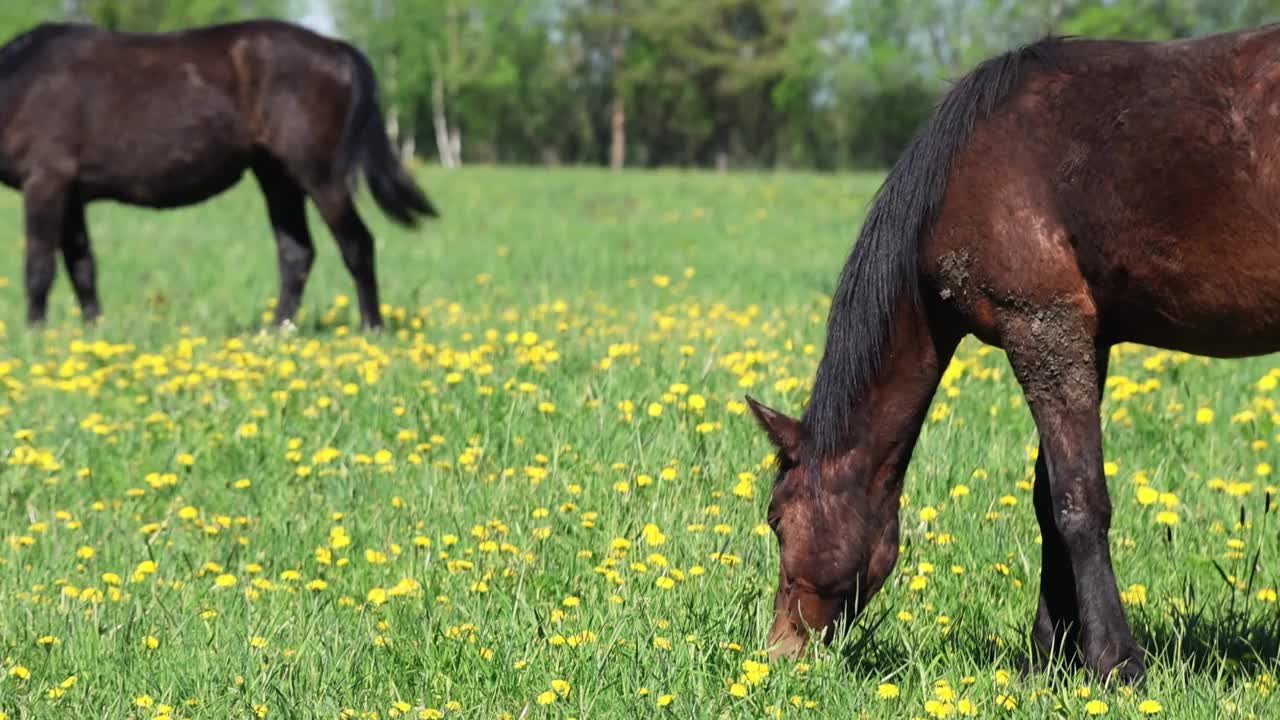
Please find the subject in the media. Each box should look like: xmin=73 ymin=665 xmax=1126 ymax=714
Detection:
xmin=802 ymin=36 xmax=1070 ymax=457
xmin=0 ymin=23 xmax=85 ymax=77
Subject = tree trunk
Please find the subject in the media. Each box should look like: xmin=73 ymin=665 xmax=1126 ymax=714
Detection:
xmin=609 ymin=97 xmax=625 ymax=171
xmin=608 ymin=5 xmax=627 ymax=171
xmin=401 ymin=131 xmax=416 ymax=164
xmin=449 ymin=127 xmax=463 ymax=168
xmin=432 ymin=75 xmax=457 ymax=169
xmin=387 ymin=104 xmax=400 ymax=146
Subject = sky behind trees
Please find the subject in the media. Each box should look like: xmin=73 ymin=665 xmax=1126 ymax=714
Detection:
xmin=4 ymin=1 xmax=1280 ymax=170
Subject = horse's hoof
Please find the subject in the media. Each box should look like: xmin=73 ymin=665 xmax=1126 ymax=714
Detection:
xmin=1017 ymin=654 xmax=1045 ymax=678
xmin=1108 ymin=657 xmax=1146 ymax=685
xmin=1094 ymin=647 xmax=1146 ymax=685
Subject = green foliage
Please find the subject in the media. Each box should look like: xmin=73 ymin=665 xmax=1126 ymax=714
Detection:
xmin=79 ymin=0 xmax=295 ymax=32
xmin=8 ymin=0 xmax=1280 ymax=168
xmin=0 ymin=2 xmax=63 ymax=39
xmin=328 ymin=0 xmax=1280 ymax=169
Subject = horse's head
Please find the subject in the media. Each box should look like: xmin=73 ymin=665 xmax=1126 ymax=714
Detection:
xmin=747 ymin=396 xmax=902 ymax=660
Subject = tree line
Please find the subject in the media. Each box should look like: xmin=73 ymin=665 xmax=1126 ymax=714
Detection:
xmin=3 ymin=1 xmax=1280 ymax=170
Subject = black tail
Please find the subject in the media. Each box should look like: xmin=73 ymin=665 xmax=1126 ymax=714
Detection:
xmin=802 ymin=37 xmax=1065 ymax=456
xmin=337 ymin=44 xmax=438 ymax=226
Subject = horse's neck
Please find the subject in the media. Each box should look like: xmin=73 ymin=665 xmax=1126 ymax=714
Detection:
xmin=813 ymin=298 xmax=957 ymax=498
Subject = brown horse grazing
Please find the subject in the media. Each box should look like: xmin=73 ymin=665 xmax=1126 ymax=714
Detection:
xmin=1 ymin=20 xmax=436 ymax=329
xmin=747 ymin=24 xmax=1280 ymax=683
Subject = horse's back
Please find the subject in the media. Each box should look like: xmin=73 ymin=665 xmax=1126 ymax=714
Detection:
xmin=0 ymin=19 xmax=354 ymax=207
xmin=98 ymin=21 xmax=356 ymax=194
xmin=928 ymin=27 xmax=1280 ymax=355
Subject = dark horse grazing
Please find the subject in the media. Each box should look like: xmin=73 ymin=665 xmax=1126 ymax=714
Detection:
xmin=747 ymin=25 xmax=1280 ymax=682
xmin=1 ymin=20 xmax=436 ymax=328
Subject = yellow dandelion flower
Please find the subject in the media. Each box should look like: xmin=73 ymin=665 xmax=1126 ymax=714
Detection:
xmin=924 ymin=699 xmax=952 ymax=717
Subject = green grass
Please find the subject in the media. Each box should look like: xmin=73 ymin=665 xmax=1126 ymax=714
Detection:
xmin=0 ymin=166 xmax=1277 ymax=719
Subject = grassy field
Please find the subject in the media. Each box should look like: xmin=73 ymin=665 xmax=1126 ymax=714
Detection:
xmin=0 ymin=166 xmax=1277 ymax=719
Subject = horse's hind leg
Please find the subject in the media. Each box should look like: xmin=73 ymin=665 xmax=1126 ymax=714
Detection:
xmin=61 ymin=198 xmax=101 ymax=323
xmin=1004 ymin=306 xmax=1144 ymax=683
xmin=253 ymin=159 xmax=315 ymax=327
xmin=22 ymin=172 xmax=70 ymax=326
xmin=309 ymin=185 xmax=383 ymax=329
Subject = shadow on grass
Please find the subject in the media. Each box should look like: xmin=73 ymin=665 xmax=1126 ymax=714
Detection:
xmin=1131 ymin=588 xmax=1280 ymax=678
xmin=212 ymin=307 xmax=423 ymax=339
xmin=825 ymin=592 xmax=1280 ymax=687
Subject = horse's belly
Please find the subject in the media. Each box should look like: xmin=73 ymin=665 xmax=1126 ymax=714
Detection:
xmin=79 ymin=82 xmax=252 ymax=208
xmin=1121 ymin=320 xmax=1280 ymax=358
xmin=1102 ymin=270 xmax=1280 ymax=358
xmin=82 ymin=150 xmax=249 ymax=209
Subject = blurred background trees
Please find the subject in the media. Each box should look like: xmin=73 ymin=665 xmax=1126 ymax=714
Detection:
xmin=4 ymin=0 xmax=1280 ymax=170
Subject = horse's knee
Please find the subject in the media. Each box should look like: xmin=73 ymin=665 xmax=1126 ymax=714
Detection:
xmin=279 ymin=240 xmax=315 ymax=271
xmin=1051 ymin=478 xmax=1111 ymax=547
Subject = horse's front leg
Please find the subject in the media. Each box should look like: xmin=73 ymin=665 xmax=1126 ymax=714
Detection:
xmin=1007 ymin=317 xmax=1144 ymax=683
xmin=1028 ymin=346 xmax=1111 ymax=667
xmin=23 ymin=171 xmax=71 ymax=326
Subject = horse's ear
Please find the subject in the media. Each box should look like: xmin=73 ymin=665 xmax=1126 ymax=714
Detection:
xmin=745 ymin=395 xmax=805 ymax=459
